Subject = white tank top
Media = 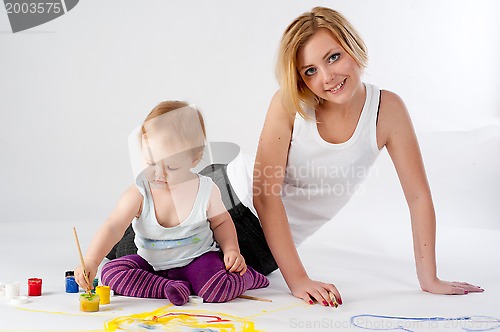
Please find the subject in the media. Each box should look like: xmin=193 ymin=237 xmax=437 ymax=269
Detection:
xmin=132 ymin=175 xmax=218 ymax=270
xmin=228 ymin=83 xmax=382 ymax=246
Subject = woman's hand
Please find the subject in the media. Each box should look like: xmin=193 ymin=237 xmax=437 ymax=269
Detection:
xmin=224 ymin=249 xmax=247 ymax=275
xmin=74 ymin=262 xmax=99 ymax=291
xmin=290 ymin=275 xmax=342 ymax=307
xmin=421 ymin=278 xmax=484 ymax=295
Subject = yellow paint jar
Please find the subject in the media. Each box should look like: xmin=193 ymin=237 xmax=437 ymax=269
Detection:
xmin=79 ymin=293 xmax=100 ymax=312
xmin=95 ymin=285 xmax=110 ymax=304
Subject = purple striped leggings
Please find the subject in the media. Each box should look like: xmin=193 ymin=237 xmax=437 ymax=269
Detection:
xmin=101 ymin=251 xmax=269 ymax=306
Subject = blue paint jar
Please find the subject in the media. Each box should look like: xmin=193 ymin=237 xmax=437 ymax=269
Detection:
xmin=65 ymin=276 xmax=79 ymax=293
xmin=90 ymin=277 xmax=99 ymax=293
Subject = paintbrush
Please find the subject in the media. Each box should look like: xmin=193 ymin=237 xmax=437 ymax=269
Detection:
xmin=73 ymin=227 xmax=92 ymax=295
xmin=238 ymin=294 xmax=272 ymax=302
xmin=329 ymin=292 xmax=339 ymax=308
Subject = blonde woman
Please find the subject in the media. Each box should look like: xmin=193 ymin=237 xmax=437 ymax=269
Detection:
xmin=249 ymin=7 xmax=483 ymax=306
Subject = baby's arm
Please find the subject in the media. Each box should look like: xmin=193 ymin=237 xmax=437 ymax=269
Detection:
xmin=74 ymin=184 xmax=142 ymax=290
xmin=207 ymin=184 xmax=247 ymax=275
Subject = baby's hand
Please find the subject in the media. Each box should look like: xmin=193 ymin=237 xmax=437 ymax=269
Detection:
xmin=74 ymin=263 xmax=98 ymax=291
xmin=223 ymin=249 xmax=247 ymax=275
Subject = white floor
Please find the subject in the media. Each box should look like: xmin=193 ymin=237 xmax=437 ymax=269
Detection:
xmin=1 ymin=217 xmax=499 ymax=331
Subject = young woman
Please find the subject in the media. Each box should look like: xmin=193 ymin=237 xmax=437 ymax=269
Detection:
xmin=248 ymin=6 xmax=483 ymax=306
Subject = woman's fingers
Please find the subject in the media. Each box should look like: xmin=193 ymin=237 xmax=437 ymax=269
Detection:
xmin=326 ymin=284 xmax=342 ymax=305
xmin=455 ymin=281 xmax=483 ymax=291
xmin=298 ymin=282 xmax=342 ymax=307
xmin=424 ymin=279 xmax=484 ymax=295
xmin=301 ymin=293 xmax=313 ymax=305
xmin=451 ymin=281 xmax=484 ymax=293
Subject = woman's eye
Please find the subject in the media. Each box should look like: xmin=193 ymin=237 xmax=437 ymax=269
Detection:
xmin=167 ymin=166 xmax=180 ymax=171
xmin=328 ymin=53 xmax=340 ymax=64
xmin=304 ymin=67 xmax=317 ymax=77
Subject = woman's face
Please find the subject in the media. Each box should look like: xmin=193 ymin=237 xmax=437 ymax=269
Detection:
xmin=296 ymin=28 xmax=363 ymax=105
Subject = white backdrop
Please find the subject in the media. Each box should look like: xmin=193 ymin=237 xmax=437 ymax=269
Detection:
xmin=0 ymin=0 xmax=499 ymax=230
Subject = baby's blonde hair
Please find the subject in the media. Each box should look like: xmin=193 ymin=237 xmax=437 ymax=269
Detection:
xmin=276 ymin=7 xmax=368 ymax=119
xmin=140 ymin=100 xmax=206 ymax=165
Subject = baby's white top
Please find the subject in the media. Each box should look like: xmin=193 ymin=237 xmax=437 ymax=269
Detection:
xmin=133 ymin=175 xmax=218 ymax=270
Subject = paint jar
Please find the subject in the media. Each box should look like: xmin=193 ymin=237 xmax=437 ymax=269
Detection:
xmin=28 ymin=278 xmax=42 ymax=296
xmin=92 ymin=278 xmax=99 ymax=293
xmin=5 ymin=281 xmax=20 ymax=299
xmin=65 ymin=270 xmax=74 ymax=283
xmin=10 ymin=295 xmax=29 ymax=305
xmin=65 ymin=271 xmax=79 ymax=293
xmin=65 ymin=276 xmax=79 ymax=293
xmin=79 ymin=293 xmax=100 ymax=312
xmin=95 ymin=285 xmax=110 ymax=304
xmin=189 ymin=295 xmax=204 ymax=304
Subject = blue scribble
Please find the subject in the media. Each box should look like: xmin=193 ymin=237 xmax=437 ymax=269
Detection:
xmin=137 ymin=323 xmax=158 ymax=330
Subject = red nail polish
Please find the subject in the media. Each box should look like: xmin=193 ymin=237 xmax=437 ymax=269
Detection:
xmin=464 ymin=290 xmax=469 ymax=294
xmin=309 ymin=300 xmax=314 ymax=305
xmin=330 ymin=301 xmax=334 ymax=306
xmin=322 ymin=301 xmax=328 ymax=306
xmin=338 ymin=297 xmax=343 ymax=305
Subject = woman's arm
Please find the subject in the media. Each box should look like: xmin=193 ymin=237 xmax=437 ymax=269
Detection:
xmin=379 ymin=90 xmax=483 ymax=295
xmin=253 ymin=91 xmax=341 ymax=306
xmin=74 ymin=184 xmax=142 ymax=290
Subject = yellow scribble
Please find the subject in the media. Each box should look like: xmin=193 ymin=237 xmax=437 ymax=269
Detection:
xmin=16 ymin=306 xmax=120 ymax=317
xmin=105 ymin=306 xmax=261 ymax=332
xmin=0 ymin=330 xmax=103 ymax=332
xmin=244 ymin=302 xmax=305 ymax=320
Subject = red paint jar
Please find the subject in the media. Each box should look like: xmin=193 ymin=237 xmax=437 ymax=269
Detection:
xmin=28 ymin=278 xmax=42 ymax=296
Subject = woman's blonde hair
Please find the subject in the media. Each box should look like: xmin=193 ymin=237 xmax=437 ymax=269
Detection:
xmin=276 ymin=7 xmax=368 ymax=119
xmin=140 ymin=100 xmax=206 ymax=164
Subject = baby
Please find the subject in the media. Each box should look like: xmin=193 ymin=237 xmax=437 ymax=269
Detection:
xmin=75 ymin=101 xmax=268 ymax=305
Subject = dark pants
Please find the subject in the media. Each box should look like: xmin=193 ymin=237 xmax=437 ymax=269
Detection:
xmin=107 ymin=164 xmax=278 ymax=276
